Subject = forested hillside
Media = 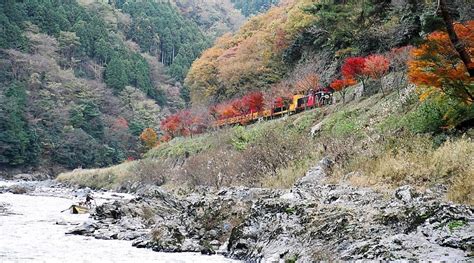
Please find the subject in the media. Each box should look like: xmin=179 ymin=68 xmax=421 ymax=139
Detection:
xmin=186 ymin=0 xmax=473 ymax=106
xmin=231 ymin=0 xmax=280 ymax=17
xmin=0 ymin=0 xmax=245 ymax=173
xmin=59 ymin=0 xmax=473 ymax=205
xmin=172 ymin=0 xmax=245 ymax=38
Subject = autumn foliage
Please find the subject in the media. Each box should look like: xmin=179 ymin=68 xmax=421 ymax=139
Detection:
xmin=330 ymin=78 xmax=357 ymax=103
xmin=161 ymin=110 xmax=208 ymax=139
xmin=214 ymin=92 xmax=265 ymax=119
xmin=363 ymin=55 xmax=390 ymax=80
xmin=140 ymin=128 xmax=158 ymax=150
xmin=295 ymin=73 xmax=319 ymax=93
xmin=409 ymin=21 xmax=474 ymax=103
xmin=342 ymin=57 xmax=366 ymax=80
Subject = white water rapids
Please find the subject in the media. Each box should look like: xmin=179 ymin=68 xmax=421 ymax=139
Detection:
xmin=0 ymin=182 xmax=237 ymax=263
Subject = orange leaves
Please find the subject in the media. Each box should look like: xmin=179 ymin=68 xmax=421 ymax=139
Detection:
xmin=330 ymin=78 xmax=356 ymax=91
xmin=214 ymin=92 xmax=265 ymax=119
xmin=408 ymin=21 xmax=473 ymax=103
xmin=160 ymin=110 xmax=207 ymax=138
xmin=140 ymin=128 xmax=158 ymax=150
xmin=295 ymin=72 xmax=319 ymax=93
xmin=363 ymin=54 xmax=390 ymax=80
xmin=330 ymin=79 xmax=345 ymax=91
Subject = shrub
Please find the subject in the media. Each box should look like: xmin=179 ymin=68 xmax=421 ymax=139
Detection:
xmin=403 ymin=101 xmax=445 ymax=133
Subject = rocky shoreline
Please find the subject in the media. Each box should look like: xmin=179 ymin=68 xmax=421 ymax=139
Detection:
xmin=57 ymin=159 xmax=473 ymax=261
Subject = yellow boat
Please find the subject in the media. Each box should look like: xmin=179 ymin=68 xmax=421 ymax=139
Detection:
xmin=69 ymin=204 xmax=89 ymax=214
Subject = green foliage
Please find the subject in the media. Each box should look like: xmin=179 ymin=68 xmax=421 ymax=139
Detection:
xmin=291 ymin=110 xmax=322 ymax=132
xmin=145 ymin=135 xmax=213 ymax=159
xmin=404 ymin=101 xmax=445 ymax=133
xmin=403 ymin=96 xmax=474 ymax=134
xmin=0 ymin=82 xmax=40 ymax=166
xmin=447 ymin=220 xmax=466 ymax=232
xmin=231 ymin=126 xmax=252 ymax=151
xmin=122 ymin=1 xmax=211 ymax=81
xmin=105 ymin=56 xmax=130 ymax=91
xmin=0 ymin=3 xmax=28 ymax=50
xmin=323 ymin=110 xmax=361 ymax=138
xmin=231 ymin=0 xmax=279 ymax=17
xmin=0 ymin=0 xmax=161 ymax=104
xmin=69 ymin=100 xmax=104 ymax=140
xmin=53 ymin=129 xmax=119 ymax=169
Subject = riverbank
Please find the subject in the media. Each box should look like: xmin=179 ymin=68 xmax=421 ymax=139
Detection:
xmin=60 ymin=159 xmax=473 ymax=261
xmin=0 ymin=180 xmax=237 ymax=262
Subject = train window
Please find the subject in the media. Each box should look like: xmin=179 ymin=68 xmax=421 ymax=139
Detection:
xmin=297 ymin=97 xmax=306 ymax=107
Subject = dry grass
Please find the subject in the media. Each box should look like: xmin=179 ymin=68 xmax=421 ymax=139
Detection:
xmin=336 ymin=136 xmax=474 ymax=205
xmin=57 ymin=161 xmax=136 ymax=189
xmin=57 ymin=159 xmax=170 ymax=190
xmin=261 ymin=158 xmax=317 ymax=188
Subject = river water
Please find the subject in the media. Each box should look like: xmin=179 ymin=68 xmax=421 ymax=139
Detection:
xmin=0 ymin=183 xmax=237 ymax=263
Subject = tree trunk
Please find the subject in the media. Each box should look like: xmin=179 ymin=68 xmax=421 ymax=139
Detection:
xmin=438 ymin=0 xmax=474 ymax=77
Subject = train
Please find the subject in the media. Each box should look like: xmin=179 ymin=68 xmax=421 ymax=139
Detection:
xmin=214 ymin=87 xmax=334 ymax=127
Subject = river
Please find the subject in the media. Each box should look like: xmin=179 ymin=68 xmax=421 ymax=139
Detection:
xmin=0 ymin=182 xmax=237 ymax=263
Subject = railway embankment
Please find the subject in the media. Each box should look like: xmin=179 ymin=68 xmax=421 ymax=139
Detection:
xmin=57 ymin=86 xmax=473 ymax=205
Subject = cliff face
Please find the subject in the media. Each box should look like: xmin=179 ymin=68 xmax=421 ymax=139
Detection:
xmin=63 ymin=158 xmax=473 ymax=261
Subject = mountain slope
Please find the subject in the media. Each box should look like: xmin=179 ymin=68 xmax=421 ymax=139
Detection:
xmin=0 ymin=0 xmax=243 ymax=173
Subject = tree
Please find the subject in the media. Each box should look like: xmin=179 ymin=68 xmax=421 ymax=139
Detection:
xmin=0 ymin=83 xmax=39 ymax=166
xmin=409 ymin=21 xmax=473 ymax=104
xmin=264 ymin=82 xmax=292 ymax=110
xmin=105 ymin=56 xmax=129 ymax=91
xmin=438 ymin=0 xmax=473 ymax=77
xmin=58 ymin=31 xmax=80 ymax=69
xmin=140 ymin=128 xmax=158 ymax=150
xmin=388 ymin=46 xmax=413 ymax=95
xmin=363 ymin=54 xmax=390 ymax=95
xmin=295 ymin=72 xmax=319 ymax=94
xmin=242 ymin=92 xmax=265 ymax=113
xmin=330 ymin=78 xmax=356 ymax=103
xmin=341 ymin=57 xmax=367 ymax=92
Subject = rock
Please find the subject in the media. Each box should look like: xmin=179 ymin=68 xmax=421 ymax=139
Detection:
xmin=201 ymin=246 xmax=216 ymax=255
xmin=296 ymin=158 xmax=333 ymax=186
xmin=394 ymin=185 xmax=417 ymax=202
xmin=209 ymin=240 xmax=221 ymax=250
xmin=310 ymin=121 xmax=324 ymax=136
xmin=61 ymin=157 xmax=472 ymax=261
xmin=0 ymin=202 xmax=12 ymax=216
xmin=55 ymin=220 xmax=68 ymax=226
xmin=13 ymin=173 xmax=49 ymax=181
xmin=66 ymin=221 xmax=98 ymax=235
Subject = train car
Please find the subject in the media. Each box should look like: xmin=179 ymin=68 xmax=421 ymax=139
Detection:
xmin=213 ymin=88 xmax=334 ymax=128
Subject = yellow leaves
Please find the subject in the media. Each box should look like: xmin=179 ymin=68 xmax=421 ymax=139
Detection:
xmin=186 ymin=0 xmax=322 ymax=105
xmin=284 ymin=0 xmax=317 ymax=35
xmin=140 ymin=128 xmax=158 ymax=150
xmin=418 ymin=86 xmax=437 ymax=102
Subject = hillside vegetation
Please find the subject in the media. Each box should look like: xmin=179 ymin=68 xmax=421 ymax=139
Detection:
xmin=0 ymin=0 xmax=252 ymax=173
xmin=58 ymin=84 xmax=474 ymax=205
xmin=186 ymin=0 xmax=473 ymax=105
xmin=59 ymin=0 xmax=473 ymax=206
